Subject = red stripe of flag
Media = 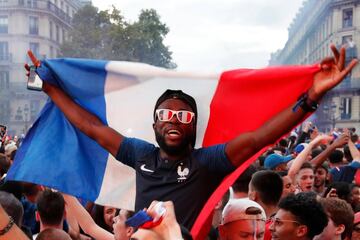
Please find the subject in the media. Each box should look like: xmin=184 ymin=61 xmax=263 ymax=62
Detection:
xmin=191 ymin=65 xmax=320 ymax=239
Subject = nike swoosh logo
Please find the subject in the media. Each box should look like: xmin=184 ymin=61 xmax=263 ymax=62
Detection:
xmin=140 ymin=164 xmax=154 ymax=173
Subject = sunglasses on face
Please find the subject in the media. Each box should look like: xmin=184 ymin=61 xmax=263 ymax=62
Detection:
xmin=155 ymin=109 xmax=195 ymax=124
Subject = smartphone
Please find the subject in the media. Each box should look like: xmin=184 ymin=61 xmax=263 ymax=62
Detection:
xmin=27 ymin=66 xmax=43 ymax=91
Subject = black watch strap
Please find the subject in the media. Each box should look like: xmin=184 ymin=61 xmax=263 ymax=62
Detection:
xmin=293 ymin=93 xmax=318 ymax=112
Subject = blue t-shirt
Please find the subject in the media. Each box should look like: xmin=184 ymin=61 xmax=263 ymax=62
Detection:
xmin=116 ymin=137 xmax=235 ymax=229
xmin=330 ymin=161 xmax=360 ymax=183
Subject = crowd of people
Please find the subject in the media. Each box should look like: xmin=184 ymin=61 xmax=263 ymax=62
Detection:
xmin=1 ymin=122 xmax=360 ymax=240
xmin=0 ymin=44 xmax=359 ymax=240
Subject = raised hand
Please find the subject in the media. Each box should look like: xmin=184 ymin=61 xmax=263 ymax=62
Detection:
xmin=24 ymin=50 xmax=40 ymax=76
xmin=309 ymin=44 xmax=358 ymax=101
xmin=332 ymin=133 xmax=350 ymax=148
xmin=27 ymin=50 xmax=40 ymax=67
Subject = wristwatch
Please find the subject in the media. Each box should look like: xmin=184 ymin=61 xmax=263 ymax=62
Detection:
xmin=293 ymin=93 xmax=319 ymax=112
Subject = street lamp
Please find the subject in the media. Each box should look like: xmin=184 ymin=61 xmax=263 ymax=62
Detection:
xmin=322 ymin=102 xmax=343 ymax=129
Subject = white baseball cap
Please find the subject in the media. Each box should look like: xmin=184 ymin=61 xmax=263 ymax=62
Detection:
xmin=222 ymin=198 xmax=266 ymax=224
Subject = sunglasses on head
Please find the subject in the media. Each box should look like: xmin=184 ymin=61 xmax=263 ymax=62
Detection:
xmin=155 ymin=109 xmax=195 ymax=124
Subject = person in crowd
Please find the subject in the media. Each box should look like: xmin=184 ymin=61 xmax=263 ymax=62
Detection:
xmin=263 ymin=154 xmax=292 ymax=171
xmin=34 ymin=190 xmax=66 ymax=239
xmin=278 ymin=172 xmax=296 ymax=199
xmin=352 ymin=212 xmax=360 ymax=240
xmin=0 ymin=153 xmax=9 ymax=184
xmin=35 ymin=228 xmax=71 ymax=240
xmin=329 ymin=150 xmax=348 ymax=178
xmin=209 ymin=190 xmax=230 ymax=240
xmin=248 ymin=170 xmax=283 ymax=240
xmin=295 ymin=162 xmax=315 ymax=193
xmin=232 ymin=164 xmax=257 ymax=199
xmin=274 ymin=135 xmax=326 ymax=199
xmin=0 ymin=191 xmax=24 ymax=229
xmin=287 ymin=135 xmax=331 ymax=193
xmin=63 ymin=193 xmax=135 ymax=240
xmin=27 ymin=45 xmax=357 ymax=229
xmin=0 ymin=203 xmax=29 ymax=240
xmin=294 ymin=121 xmax=314 ymax=146
xmin=313 ymin=164 xmax=328 ymax=196
xmin=323 ymin=182 xmax=352 ymax=203
xmin=314 ymin=198 xmax=354 ymax=240
xmin=277 ymin=138 xmax=288 ymax=149
xmin=269 ymin=192 xmax=328 ymax=240
xmin=310 ymin=134 xmax=348 ymax=170
xmin=350 ymin=183 xmax=360 ymax=212
xmin=313 ymin=131 xmax=360 ymax=183
xmin=21 ymin=183 xmax=44 ymax=235
xmin=218 ymin=198 xmax=266 ymax=240
xmin=4 ymin=141 xmax=17 ymax=163
xmin=129 ymin=200 xmax=193 ymax=240
xmin=0 ymin=191 xmax=32 ymax=238
xmin=91 ymin=204 xmax=118 ymax=233
xmin=248 ymin=170 xmax=283 ymax=219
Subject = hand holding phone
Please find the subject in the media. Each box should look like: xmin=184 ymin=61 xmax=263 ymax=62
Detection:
xmin=27 ymin=65 xmax=43 ymax=91
xmin=26 ymin=50 xmax=42 ymax=91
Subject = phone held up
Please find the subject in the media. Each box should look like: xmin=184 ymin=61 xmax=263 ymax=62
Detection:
xmin=27 ymin=65 xmax=43 ymax=91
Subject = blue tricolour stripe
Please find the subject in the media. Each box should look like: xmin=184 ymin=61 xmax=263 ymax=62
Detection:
xmin=7 ymin=58 xmax=109 ymax=201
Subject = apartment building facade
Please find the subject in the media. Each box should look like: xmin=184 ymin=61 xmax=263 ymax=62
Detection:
xmin=0 ymin=0 xmax=90 ymax=135
xmin=270 ymin=0 xmax=360 ymax=132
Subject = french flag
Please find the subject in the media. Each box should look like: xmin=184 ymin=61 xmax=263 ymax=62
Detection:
xmin=7 ymin=58 xmax=319 ymax=238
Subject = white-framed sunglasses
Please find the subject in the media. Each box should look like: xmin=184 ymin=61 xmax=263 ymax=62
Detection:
xmin=155 ymin=109 xmax=195 ymax=124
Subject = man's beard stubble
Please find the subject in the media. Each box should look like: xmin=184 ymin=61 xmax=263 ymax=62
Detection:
xmin=154 ymin=130 xmax=193 ymax=156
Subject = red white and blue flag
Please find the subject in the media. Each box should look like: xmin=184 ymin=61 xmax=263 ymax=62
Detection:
xmin=7 ymin=58 xmax=319 ymax=238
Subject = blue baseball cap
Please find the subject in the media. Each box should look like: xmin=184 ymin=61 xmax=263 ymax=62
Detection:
xmin=264 ymin=154 xmax=293 ymax=170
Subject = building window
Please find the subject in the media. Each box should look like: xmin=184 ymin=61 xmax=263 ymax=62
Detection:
xmin=62 ymin=29 xmax=65 ymax=42
xmin=49 ymin=21 xmax=53 ymax=39
xmin=56 ymin=24 xmax=59 ymax=42
xmin=29 ymin=16 xmax=39 ymax=35
xmin=342 ymin=35 xmax=353 ymax=45
xmin=0 ymin=41 xmax=8 ymax=60
xmin=50 ymin=46 xmax=54 ymax=58
xmin=27 ymin=0 xmax=38 ymax=8
xmin=30 ymin=100 xmax=40 ymax=120
xmin=66 ymin=5 xmax=69 ymax=15
xmin=0 ymin=16 xmax=8 ymax=33
xmin=15 ymin=107 xmax=23 ymax=121
xmin=29 ymin=42 xmax=39 ymax=57
xmin=0 ymin=71 xmax=9 ymax=90
xmin=0 ymin=0 xmax=8 ymax=7
xmin=341 ymin=97 xmax=352 ymax=119
xmin=343 ymin=8 xmax=353 ymax=28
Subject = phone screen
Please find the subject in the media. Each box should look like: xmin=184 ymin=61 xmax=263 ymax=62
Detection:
xmin=27 ymin=66 xmax=43 ymax=91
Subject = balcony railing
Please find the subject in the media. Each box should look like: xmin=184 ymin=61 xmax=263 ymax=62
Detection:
xmin=0 ymin=0 xmax=72 ymax=24
xmin=0 ymin=53 xmax=12 ymax=64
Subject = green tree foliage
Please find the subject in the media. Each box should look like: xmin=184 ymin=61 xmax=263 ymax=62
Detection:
xmin=60 ymin=5 xmax=176 ymax=68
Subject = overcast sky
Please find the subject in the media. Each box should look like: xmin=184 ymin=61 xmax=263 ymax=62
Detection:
xmin=91 ymin=0 xmax=304 ymax=72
